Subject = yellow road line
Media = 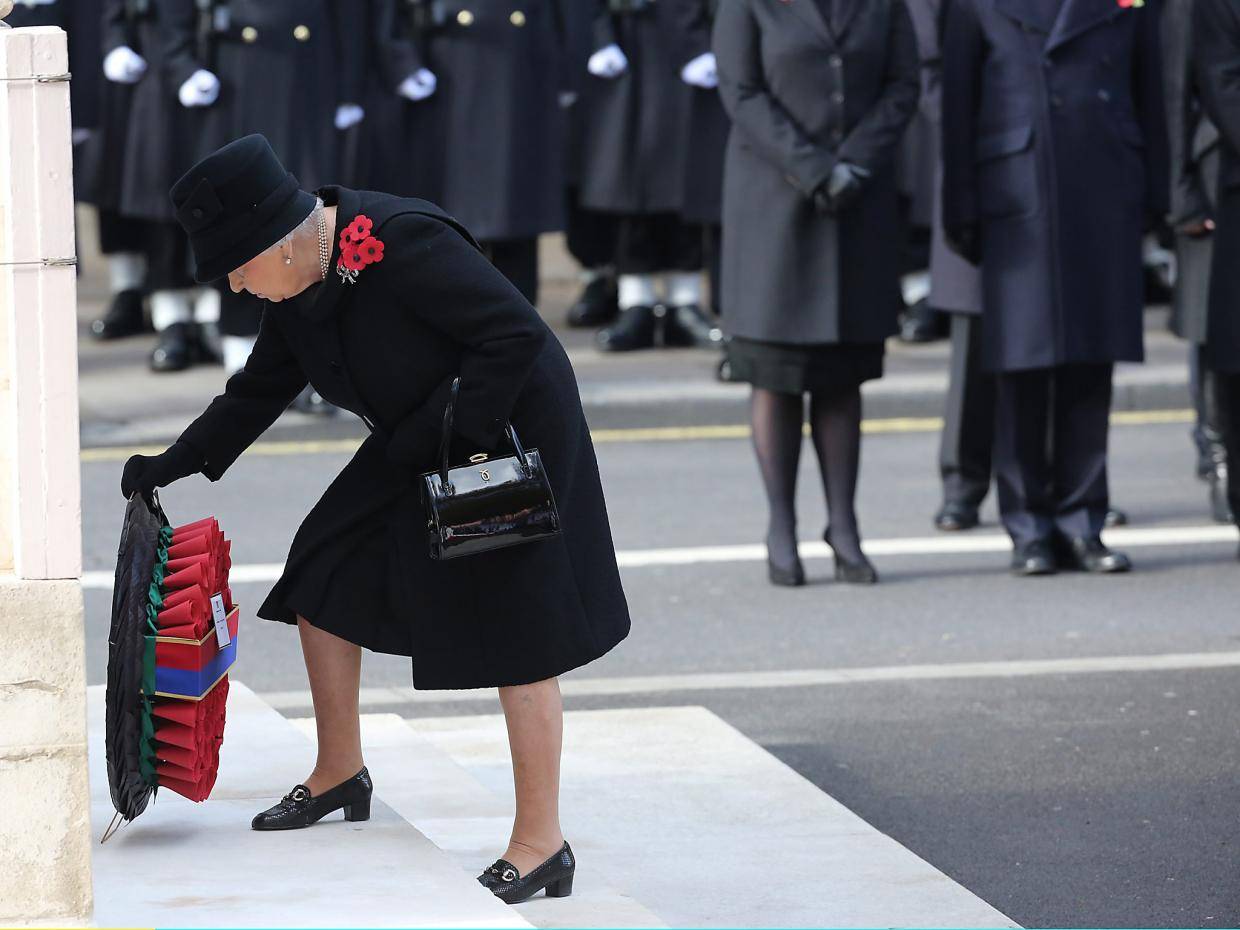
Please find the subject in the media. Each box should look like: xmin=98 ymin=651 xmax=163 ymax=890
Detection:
xmin=79 ymin=408 xmax=1195 ymax=462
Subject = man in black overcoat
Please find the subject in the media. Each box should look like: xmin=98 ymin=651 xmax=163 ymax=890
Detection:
xmin=1192 ymin=0 xmax=1240 ymax=547
xmin=1164 ymin=0 xmax=1231 ymax=523
xmin=942 ymin=0 xmax=1169 ymax=575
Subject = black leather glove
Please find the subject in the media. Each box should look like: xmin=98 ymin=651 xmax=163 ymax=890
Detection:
xmin=120 ymin=440 xmax=203 ymax=500
xmin=946 ymin=224 xmax=982 ymax=265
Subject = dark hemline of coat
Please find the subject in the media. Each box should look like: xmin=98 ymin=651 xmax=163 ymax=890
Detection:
xmin=942 ymin=0 xmax=1170 ymax=374
xmin=175 ymin=186 xmax=631 ymax=690
xmin=713 ymin=0 xmax=920 ymax=345
xmin=1163 ymin=0 xmax=1219 ymax=346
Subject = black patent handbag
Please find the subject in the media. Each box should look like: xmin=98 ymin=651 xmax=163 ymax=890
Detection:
xmin=418 ymin=377 xmax=561 ymax=560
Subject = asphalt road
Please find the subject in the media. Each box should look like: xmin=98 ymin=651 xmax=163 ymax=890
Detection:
xmin=79 ymin=410 xmax=1240 ymax=928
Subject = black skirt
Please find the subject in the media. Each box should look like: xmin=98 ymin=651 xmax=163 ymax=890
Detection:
xmin=725 ymin=336 xmax=885 ymax=395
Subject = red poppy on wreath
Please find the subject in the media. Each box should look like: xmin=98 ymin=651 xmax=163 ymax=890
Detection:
xmin=336 ymin=216 xmax=385 ymax=284
xmin=1117 ymin=0 xmax=1144 ymax=7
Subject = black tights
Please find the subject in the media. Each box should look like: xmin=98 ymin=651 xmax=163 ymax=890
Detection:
xmin=749 ymin=386 xmax=866 ymax=570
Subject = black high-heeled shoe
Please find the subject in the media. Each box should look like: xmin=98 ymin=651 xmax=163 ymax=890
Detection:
xmin=251 ymin=766 xmax=373 ymax=830
xmin=825 ymin=529 xmax=878 ymax=584
xmin=478 ymin=841 xmax=576 ymax=904
xmin=767 ymin=535 xmax=806 ymax=586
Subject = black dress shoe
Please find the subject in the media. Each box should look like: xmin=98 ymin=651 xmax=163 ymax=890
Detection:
xmin=566 ymin=276 xmax=618 ymax=328
xmin=825 ymin=530 xmax=878 ymax=584
xmin=1104 ymin=507 xmax=1128 ymax=528
xmin=661 ymin=304 xmax=723 ymax=348
xmin=251 ymin=766 xmax=373 ymax=830
xmin=898 ymin=299 xmax=948 ymax=344
xmin=1210 ymin=469 xmax=1234 ymax=524
xmin=767 ymin=556 xmax=806 ymax=587
xmin=1058 ymin=536 xmax=1132 ymax=573
xmin=149 ymin=322 xmax=197 ymax=373
xmin=1011 ymin=540 xmax=1056 ymax=576
xmin=597 ymin=305 xmax=656 ymax=352
xmin=90 ymin=288 xmax=146 ymax=340
xmin=478 ymin=841 xmax=576 ymax=904
xmin=934 ymin=502 xmax=980 ymax=532
xmin=290 ymin=384 xmax=339 ymax=417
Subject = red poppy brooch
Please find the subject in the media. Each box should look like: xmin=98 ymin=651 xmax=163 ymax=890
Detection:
xmin=1117 ymin=0 xmax=1144 ymax=7
xmin=337 ymin=214 xmax=385 ymax=284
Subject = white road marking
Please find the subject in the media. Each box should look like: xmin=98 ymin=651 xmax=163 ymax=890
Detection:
xmin=80 ymin=523 xmax=1237 ymax=589
xmin=255 ymin=650 xmax=1240 ymax=709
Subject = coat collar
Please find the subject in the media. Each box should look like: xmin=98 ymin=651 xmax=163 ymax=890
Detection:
xmin=290 ymin=184 xmax=358 ymax=323
xmin=1045 ymin=0 xmax=1122 ymax=53
xmin=781 ymin=0 xmax=866 ymax=47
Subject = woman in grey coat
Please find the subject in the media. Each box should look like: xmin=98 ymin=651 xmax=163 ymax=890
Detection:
xmin=713 ymin=0 xmax=918 ymax=586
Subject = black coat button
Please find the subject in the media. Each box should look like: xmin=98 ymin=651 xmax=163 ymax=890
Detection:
xmin=329 ymin=360 xmax=343 ymax=374
xmin=1051 ymin=94 xmax=1064 ymax=108
xmin=1097 ymin=89 xmax=1111 ymax=103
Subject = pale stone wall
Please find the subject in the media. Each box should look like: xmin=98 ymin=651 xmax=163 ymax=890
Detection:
xmin=0 ymin=22 xmax=94 ymax=925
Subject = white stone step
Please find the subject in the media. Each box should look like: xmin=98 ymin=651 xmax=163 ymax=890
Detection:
xmin=86 ymin=682 xmax=530 ymax=928
xmin=406 ymin=705 xmax=1022 ymax=929
xmin=289 ymin=713 xmax=666 ymax=929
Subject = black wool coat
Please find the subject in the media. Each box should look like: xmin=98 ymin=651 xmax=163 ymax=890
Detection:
xmin=577 ymin=0 xmax=698 ymax=215
xmin=713 ymin=0 xmax=920 ymax=345
xmin=942 ymin=0 xmax=1170 ymax=373
xmin=1164 ymin=0 xmax=1219 ymax=346
xmin=367 ymin=0 xmax=567 ymax=242
xmin=672 ymin=0 xmax=730 ymax=226
xmin=175 ymin=187 xmax=632 ymax=689
xmin=76 ymin=0 xmax=137 ymax=211
xmin=1192 ymin=0 xmax=1240 ymax=373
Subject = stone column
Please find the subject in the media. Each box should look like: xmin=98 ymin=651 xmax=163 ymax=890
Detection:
xmin=0 ymin=19 xmax=94 ymax=925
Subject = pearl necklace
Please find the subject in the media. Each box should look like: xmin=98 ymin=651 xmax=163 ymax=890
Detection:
xmin=317 ymin=207 xmax=330 ymax=280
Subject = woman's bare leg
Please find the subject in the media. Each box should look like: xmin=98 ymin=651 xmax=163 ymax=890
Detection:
xmin=497 ymin=676 xmax=566 ymax=874
xmin=296 ymin=613 xmax=365 ymax=794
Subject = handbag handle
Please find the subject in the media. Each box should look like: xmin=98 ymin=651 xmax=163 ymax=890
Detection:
xmin=437 ymin=376 xmax=531 ymax=494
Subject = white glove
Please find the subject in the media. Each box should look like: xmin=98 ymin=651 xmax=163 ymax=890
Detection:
xmin=588 ymin=44 xmax=628 ymax=79
xmin=397 ymin=68 xmax=437 ymax=102
xmin=335 ymin=103 xmax=365 ymax=130
xmin=103 ymin=45 xmax=147 ymax=84
xmin=681 ymin=52 xmax=717 ymax=89
xmin=178 ymin=69 xmax=220 ymax=108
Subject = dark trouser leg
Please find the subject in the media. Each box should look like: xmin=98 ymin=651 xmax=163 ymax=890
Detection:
xmin=939 ymin=312 xmax=995 ymax=509
xmin=1050 ymin=363 xmax=1113 ymax=541
xmin=1217 ymin=371 xmax=1240 ymax=530
xmin=994 ymin=368 xmax=1054 ymax=547
xmin=564 ymin=187 xmax=618 ymax=270
xmin=482 ymin=238 xmax=539 ymax=306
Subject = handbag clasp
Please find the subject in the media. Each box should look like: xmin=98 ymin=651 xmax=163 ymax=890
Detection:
xmin=469 ymin=453 xmax=489 ymax=463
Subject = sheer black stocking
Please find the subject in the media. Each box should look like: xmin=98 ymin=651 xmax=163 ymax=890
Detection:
xmin=809 ymin=386 xmax=866 ymax=564
xmin=750 ymin=387 xmax=805 ymax=571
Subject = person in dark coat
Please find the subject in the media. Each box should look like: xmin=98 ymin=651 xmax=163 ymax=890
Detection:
xmin=120 ymin=135 xmax=629 ymax=899
xmin=713 ymin=0 xmax=920 ymax=586
xmin=1164 ymin=0 xmax=1231 ymax=524
xmin=364 ymin=0 xmax=566 ymax=306
xmin=942 ymin=0 xmax=1169 ymax=575
xmin=160 ymin=0 xmax=364 ymax=380
xmin=1192 ymin=0 xmax=1240 ymax=549
xmin=581 ymin=0 xmax=722 ymax=351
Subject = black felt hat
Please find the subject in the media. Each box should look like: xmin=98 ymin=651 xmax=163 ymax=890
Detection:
xmin=169 ymin=134 xmax=316 ymax=283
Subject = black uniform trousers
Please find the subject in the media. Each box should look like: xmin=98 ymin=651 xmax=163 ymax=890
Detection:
xmin=1190 ymin=346 xmax=1229 ymax=474
xmin=993 ymin=363 xmax=1113 ymax=547
xmin=1219 ymin=372 xmax=1240 ymax=527
xmin=565 ymin=187 xmax=619 ymax=271
xmin=939 ymin=312 xmax=994 ymax=508
xmin=481 ymin=239 xmax=540 ymax=307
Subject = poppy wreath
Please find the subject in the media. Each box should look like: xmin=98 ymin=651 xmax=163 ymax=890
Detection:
xmin=337 ymin=214 xmax=385 ymax=284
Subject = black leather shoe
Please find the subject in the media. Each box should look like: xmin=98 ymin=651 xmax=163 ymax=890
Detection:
xmin=566 ymin=276 xmax=618 ymax=328
xmin=149 ymin=322 xmax=197 ymax=373
xmin=1058 ymin=536 xmax=1132 ymax=574
xmin=90 ymin=288 xmax=146 ymax=340
xmin=1011 ymin=540 xmax=1056 ymax=576
xmin=662 ymin=304 xmax=723 ymax=348
xmin=1210 ymin=468 xmax=1234 ymax=524
xmin=478 ymin=841 xmax=576 ymax=904
xmin=290 ymin=384 xmax=338 ymax=417
xmin=251 ymin=766 xmax=373 ymax=830
xmin=1104 ymin=507 xmax=1128 ymax=528
xmin=825 ymin=530 xmax=878 ymax=584
xmin=597 ymin=305 xmax=656 ymax=352
xmin=899 ymin=298 xmax=948 ymax=344
xmin=934 ymin=502 xmax=980 ymax=532
xmin=768 ymin=556 xmax=806 ymax=587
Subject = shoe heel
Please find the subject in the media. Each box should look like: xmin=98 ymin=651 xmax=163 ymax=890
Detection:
xmin=546 ymin=874 xmax=574 ymax=898
xmin=343 ymin=796 xmax=371 ymax=822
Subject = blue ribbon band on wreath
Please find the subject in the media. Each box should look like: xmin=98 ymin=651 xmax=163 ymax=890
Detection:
xmin=147 ymin=633 xmax=237 ymax=700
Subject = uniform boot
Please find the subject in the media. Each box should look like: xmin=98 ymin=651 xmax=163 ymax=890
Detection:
xmin=596 ymin=305 xmax=656 ymax=352
xmin=566 ymin=273 xmax=618 ymax=328
xmin=90 ymin=288 xmax=147 ymax=340
xmin=1210 ymin=463 xmax=1234 ymax=524
xmin=149 ymin=321 xmax=197 ymax=372
xmin=662 ymin=304 xmax=723 ymax=347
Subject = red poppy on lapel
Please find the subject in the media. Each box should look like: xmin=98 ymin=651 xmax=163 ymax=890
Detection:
xmin=336 ymin=215 xmax=384 ymax=284
xmin=1117 ymin=0 xmax=1144 ymax=7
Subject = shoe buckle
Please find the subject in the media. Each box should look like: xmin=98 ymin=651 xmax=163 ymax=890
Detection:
xmin=287 ymin=786 xmax=310 ymax=803
xmin=501 ymin=867 xmax=517 ymax=882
